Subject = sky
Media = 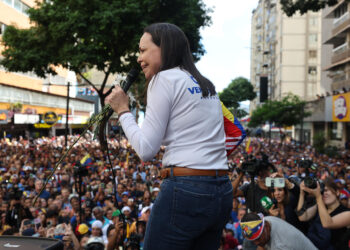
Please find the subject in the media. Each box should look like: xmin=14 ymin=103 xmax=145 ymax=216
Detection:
xmin=196 ymin=0 xmax=258 ymax=93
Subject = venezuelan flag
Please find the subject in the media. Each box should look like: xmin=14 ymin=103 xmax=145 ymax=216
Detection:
xmin=245 ymin=137 xmax=253 ymax=154
xmin=80 ymin=153 xmax=92 ymax=166
xmin=221 ymin=102 xmax=246 ymax=156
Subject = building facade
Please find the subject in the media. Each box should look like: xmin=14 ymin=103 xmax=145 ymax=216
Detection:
xmin=0 ymin=0 xmax=94 ymax=138
xmin=250 ymin=0 xmax=323 ymax=143
xmin=315 ymin=1 xmax=350 ymax=147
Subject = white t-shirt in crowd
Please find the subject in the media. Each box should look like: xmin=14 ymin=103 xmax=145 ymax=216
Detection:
xmin=265 ymin=216 xmax=317 ymax=250
xmin=119 ymin=67 xmax=228 ymax=170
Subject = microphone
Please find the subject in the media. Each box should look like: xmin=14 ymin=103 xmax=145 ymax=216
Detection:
xmin=106 ymin=68 xmax=139 ymax=118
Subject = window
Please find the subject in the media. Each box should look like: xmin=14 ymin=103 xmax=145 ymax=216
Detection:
xmin=0 ymin=23 xmax=7 ymax=36
xmin=308 ymin=66 xmax=317 ymax=81
xmin=14 ymin=0 xmax=21 ymax=11
xmin=309 ymin=34 xmax=318 ymax=44
xmin=22 ymin=2 xmax=29 ymax=13
xmin=309 ymin=50 xmax=317 ymax=58
xmin=330 ymin=122 xmax=342 ymax=140
xmin=3 ymin=0 xmax=12 ymax=5
xmin=308 ymin=66 xmax=317 ymax=75
xmin=2 ymin=0 xmax=30 ymax=15
xmin=309 ymin=17 xmax=318 ymax=27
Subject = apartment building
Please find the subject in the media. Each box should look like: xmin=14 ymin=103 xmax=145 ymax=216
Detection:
xmin=317 ymin=1 xmax=350 ymax=147
xmin=0 ymin=0 xmax=94 ymax=138
xmin=250 ymin=0 xmax=323 ymax=142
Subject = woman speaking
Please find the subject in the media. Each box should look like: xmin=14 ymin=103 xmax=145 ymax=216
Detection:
xmin=106 ymin=23 xmax=233 ymax=250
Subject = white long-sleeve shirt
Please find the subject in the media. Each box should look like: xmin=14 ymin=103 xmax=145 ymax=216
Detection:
xmin=119 ymin=67 xmax=228 ymax=170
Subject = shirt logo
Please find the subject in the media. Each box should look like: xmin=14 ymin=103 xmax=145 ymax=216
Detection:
xmin=188 ymin=75 xmax=201 ymax=95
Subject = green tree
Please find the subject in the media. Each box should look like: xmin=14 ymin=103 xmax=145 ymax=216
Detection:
xmin=280 ymin=0 xmax=344 ymax=17
xmin=0 ymin=0 xmax=212 ymax=108
xmin=313 ymin=132 xmax=326 ymax=154
xmin=248 ymin=93 xmax=311 ymax=128
xmin=219 ymin=77 xmax=256 ymax=118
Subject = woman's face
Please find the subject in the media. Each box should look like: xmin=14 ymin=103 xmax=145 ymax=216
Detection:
xmin=273 ymin=187 xmax=285 ymax=203
xmin=322 ymin=186 xmax=337 ymax=206
xmin=137 ymin=32 xmax=162 ymax=80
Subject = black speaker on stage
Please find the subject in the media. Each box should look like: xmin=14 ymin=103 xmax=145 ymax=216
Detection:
xmin=260 ymin=76 xmax=268 ymax=103
xmin=0 ymin=236 xmax=63 ymax=250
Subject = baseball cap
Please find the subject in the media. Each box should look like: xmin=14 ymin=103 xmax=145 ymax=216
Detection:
xmin=91 ymin=220 xmax=103 ymax=229
xmin=23 ymin=166 xmax=32 ymax=171
xmin=86 ymin=236 xmax=104 ymax=246
xmin=121 ymin=191 xmax=129 ymax=197
xmin=112 ymin=210 xmax=121 ymax=218
xmin=141 ymin=206 xmax=150 ymax=215
xmin=78 ymin=223 xmax=89 ymax=235
xmin=121 ymin=206 xmax=131 ymax=214
xmin=335 ymin=179 xmax=346 ymax=185
xmin=69 ymin=193 xmax=79 ymax=202
xmin=340 ymin=194 xmax=347 ymax=200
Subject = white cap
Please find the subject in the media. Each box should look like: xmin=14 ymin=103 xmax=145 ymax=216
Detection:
xmin=86 ymin=236 xmax=104 ymax=246
xmin=141 ymin=206 xmax=150 ymax=215
xmin=91 ymin=220 xmax=103 ymax=229
xmin=121 ymin=206 xmax=131 ymax=214
xmin=152 ymin=187 xmax=160 ymax=192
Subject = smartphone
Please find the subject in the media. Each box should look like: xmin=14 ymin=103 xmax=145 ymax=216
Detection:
xmin=265 ymin=177 xmax=285 ymax=188
xmin=23 ymin=219 xmax=33 ymax=226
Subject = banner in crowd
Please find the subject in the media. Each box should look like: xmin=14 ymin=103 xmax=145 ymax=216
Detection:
xmin=332 ymin=92 xmax=350 ymax=122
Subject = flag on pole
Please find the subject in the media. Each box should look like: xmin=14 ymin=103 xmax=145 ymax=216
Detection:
xmin=80 ymin=154 xmax=92 ymax=166
xmin=245 ymin=137 xmax=253 ymax=154
xmin=124 ymin=152 xmax=130 ymax=169
xmin=221 ymin=102 xmax=246 ymax=156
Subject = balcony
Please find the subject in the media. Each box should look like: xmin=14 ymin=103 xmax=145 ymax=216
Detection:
xmin=331 ymin=78 xmax=350 ymax=91
xmin=333 ymin=12 xmax=349 ymax=28
xmin=331 ymin=45 xmax=350 ymax=64
xmin=332 ymin=15 xmax=350 ymax=37
xmin=331 ymin=71 xmax=350 ymax=91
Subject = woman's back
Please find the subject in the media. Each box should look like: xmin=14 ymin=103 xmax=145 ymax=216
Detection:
xmin=146 ymin=67 xmax=227 ymax=169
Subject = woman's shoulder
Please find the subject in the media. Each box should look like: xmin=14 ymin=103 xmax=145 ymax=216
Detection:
xmin=158 ymin=67 xmax=187 ymax=79
xmin=331 ymin=204 xmax=350 ymax=216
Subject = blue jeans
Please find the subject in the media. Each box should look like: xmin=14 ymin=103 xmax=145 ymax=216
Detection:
xmin=143 ymin=173 xmax=233 ymax=250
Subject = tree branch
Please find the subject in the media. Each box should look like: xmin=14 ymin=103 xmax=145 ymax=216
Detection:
xmin=76 ymin=71 xmax=99 ymax=93
xmin=100 ymin=66 xmax=111 ymax=95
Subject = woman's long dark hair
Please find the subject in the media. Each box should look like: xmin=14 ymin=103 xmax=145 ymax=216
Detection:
xmin=144 ymin=23 xmax=216 ymax=97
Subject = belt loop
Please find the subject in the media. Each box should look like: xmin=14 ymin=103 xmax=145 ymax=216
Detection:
xmin=170 ymin=166 xmax=174 ymax=177
xmin=215 ymin=170 xmax=218 ymax=178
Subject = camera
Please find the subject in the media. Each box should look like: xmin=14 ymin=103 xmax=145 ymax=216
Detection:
xmin=304 ymin=176 xmax=318 ymax=189
xmin=298 ymin=158 xmax=319 ymax=189
xmin=240 ymin=153 xmax=274 ymax=176
xmin=73 ymin=162 xmax=89 ymax=177
xmin=9 ymin=187 xmax=23 ymax=200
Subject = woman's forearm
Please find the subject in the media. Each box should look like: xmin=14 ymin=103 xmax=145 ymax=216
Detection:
xmin=296 ymin=191 xmax=304 ymax=211
xmin=316 ymin=195 xmax=333 ymax=228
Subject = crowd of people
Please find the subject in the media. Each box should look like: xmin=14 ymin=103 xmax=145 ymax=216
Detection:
xmin=0 ymin=134 xmax=349 ymax=250
xmin=227 ymin=137 xmax=350 ymax=250
xmin=0 ymin=133 xmax=163 ymax=250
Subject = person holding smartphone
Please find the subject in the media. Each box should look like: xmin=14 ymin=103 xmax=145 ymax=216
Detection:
xmin=266 ymin=172 xmax=306 ymax=234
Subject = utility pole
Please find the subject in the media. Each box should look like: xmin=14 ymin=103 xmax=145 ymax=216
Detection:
xmin=65 ymin=81 xmax=70 ymax=149
xmin=300 ymin=104 xmax=304 ymax=145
